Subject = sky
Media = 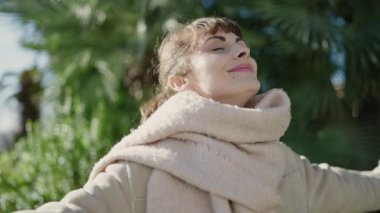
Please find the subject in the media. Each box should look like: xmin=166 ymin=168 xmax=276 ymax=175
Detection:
xmin=0 ymin=12 xmax=48 ymax=149
xmin=0 ymin=13 xmax=46 ymax=76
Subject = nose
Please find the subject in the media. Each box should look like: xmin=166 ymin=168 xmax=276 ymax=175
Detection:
xmin=235 ymin=45 xmax=250 ymax=59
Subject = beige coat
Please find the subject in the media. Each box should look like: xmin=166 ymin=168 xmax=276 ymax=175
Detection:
xmin=16 ymin=89 xmax=380 ymax=213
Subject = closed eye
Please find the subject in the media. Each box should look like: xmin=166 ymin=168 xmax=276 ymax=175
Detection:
xmin=211 ymin=47 xmax=224 ymax=52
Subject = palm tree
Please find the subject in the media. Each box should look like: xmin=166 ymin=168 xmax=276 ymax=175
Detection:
xmin=0 ymin=69 xmax=42 ymax=139
xmin=2 ymin=0 xmax=380 ymax=168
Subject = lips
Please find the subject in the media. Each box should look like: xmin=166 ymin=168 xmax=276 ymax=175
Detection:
xmin=228 ymin=64 xmax=254 ymax=73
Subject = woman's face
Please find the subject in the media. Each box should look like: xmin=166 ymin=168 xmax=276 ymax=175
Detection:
xmin=186 ymin=30 xmax=260 ymax=107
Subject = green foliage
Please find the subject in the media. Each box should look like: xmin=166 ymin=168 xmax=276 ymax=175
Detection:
xmin=0 ymin=0 xmax=207 ymax=108
xmin=285 ymin=117 xmax=380 ymax=170
xmin=0 ymin=96 xmax=139 ymax=212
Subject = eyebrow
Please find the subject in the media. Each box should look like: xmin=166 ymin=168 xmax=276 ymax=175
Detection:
xmin=205 ymin=35 xmax=243 ymax=43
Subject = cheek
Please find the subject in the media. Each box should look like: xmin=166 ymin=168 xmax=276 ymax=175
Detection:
xmin=199 ymin=76 xmax=228 ymax=95
xmin=189 ymin=55 xmax=228 ymax=86
xmin=192 ymin=54 xmax=224 ymax=71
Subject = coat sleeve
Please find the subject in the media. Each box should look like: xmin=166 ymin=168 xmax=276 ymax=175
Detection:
xmin=13 ymin=162 xmax=152 ymax=213
xmin=289 ymin=147 xmax=380 ymax=213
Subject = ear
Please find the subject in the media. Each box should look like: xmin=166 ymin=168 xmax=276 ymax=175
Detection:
xmin=168 ymin=74 xmax=190 ymax=92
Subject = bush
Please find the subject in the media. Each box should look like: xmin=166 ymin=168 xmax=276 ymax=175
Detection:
xmin=0 ymin=97 xmax=138 ymax=212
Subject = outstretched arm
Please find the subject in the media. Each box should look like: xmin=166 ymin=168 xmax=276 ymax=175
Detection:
xmin=282 ymin=144 xmax=380 ymax=213
xmin=301 ymin=155 xmax=380 ymax=212
xmin=13 ymin=162 xmax=151 ymax=213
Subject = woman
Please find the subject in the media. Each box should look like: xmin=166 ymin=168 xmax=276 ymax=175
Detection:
xmin=17 ymin=17 xmax=380 ymax=213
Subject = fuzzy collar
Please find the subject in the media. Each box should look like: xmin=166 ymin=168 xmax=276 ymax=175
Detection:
xmin=112 ymin=88 xmax=290 ymax=150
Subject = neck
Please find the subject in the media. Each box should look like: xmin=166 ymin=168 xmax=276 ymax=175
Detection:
xmin=213 ymin=91 xmax=257 ymax=107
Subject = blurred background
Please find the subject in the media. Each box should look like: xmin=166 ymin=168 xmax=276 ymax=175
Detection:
xmin=0 ymin=0 xmax=379 ymax=212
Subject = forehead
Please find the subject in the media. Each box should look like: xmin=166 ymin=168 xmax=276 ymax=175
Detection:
xmin=198 ymin=31 xmax=240 ymax=43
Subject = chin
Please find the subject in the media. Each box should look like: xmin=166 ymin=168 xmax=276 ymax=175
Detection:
xmin=246 ymin=81 xmax=261 ymax=96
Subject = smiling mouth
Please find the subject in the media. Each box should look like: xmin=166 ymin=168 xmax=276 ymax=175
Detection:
xmin=228 ymin=64 xmax=254 ymax=73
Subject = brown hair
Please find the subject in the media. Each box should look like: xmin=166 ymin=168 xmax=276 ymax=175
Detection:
xmin=140 ymin=17 xmax=242 ymax=122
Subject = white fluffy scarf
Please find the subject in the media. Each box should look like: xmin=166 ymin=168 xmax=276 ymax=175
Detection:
xmin=90 ymin=89 xmax=291 ymax=213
